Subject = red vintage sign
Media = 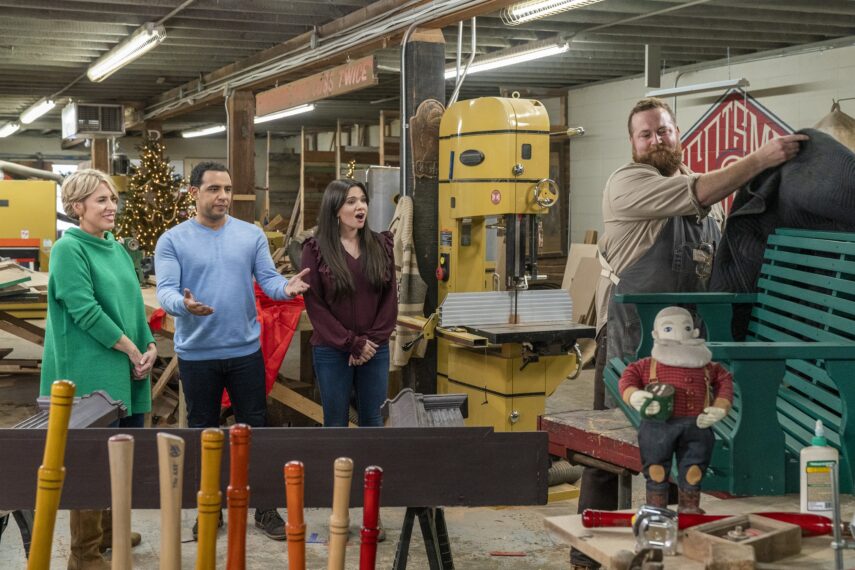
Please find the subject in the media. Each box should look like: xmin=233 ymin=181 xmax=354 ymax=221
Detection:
xmin=680 ymin=89 xmax=792 ymax=212
xmin=256 ymin=56 xmax=378 ymax=117
xmin=681 ymin=89 xmax=792 ymax=172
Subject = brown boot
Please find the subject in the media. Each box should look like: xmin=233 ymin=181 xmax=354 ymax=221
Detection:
xmin=99 ymin=509 xmax=142 ymax=553
xmin=678 ymin=488 xmax=705 ymax=514
xmin=68 ymin=510 xmax=110 ymax=570
xmin=645 ymin=488 xmax=669 ymax=508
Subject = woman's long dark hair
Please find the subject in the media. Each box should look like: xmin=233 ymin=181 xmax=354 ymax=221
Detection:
xmin=315 ymin=178 xmax=389 ymax=299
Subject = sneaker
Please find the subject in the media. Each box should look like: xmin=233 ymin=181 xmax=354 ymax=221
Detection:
xmin=192 ymin=510 xmax=224 ymax=541
xmin=254 ymin=509 xmax=286 ymax=541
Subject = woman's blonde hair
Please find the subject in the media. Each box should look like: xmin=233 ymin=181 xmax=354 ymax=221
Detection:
xmin=61 ymin=169 xmax=118 ymax=219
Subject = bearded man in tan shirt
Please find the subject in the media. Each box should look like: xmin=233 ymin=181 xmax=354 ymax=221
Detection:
xmin=571 ymin=97 xmax=807 ymax=570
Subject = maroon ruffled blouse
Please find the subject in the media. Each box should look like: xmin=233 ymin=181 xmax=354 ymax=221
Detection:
xmin=300 ymin=231 xmax=398 ymax=357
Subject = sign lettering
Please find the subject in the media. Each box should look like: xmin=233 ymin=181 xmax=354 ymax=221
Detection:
xmin=256 ymin=56 xmax=378 ymax=116
xmin=680 ymin=89 xmax=792 ymax=212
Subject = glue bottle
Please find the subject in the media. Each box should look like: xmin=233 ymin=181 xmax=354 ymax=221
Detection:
xmin=800 ymin=419 xmax=838 ymax=518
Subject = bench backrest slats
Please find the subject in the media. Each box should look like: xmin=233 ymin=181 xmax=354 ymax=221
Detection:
xmin=755 ymin=292 xmax=855 ymax=334
xmin=761 ymin=263 xmax=855 ymax=298
xmin=778 ymin=387 xmax=842 ymax=436
xmin=763 ymin=248 xmax=855 ymax=276
xmin=758 ymin=280 xmax=855 ymax=326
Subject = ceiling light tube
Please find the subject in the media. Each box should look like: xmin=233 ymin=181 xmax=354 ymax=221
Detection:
xmin=0 ymin=122 xmax=21 ymax=138
xmin=20 ymin=97 xmax=56 ymax=124
xmin=181 ymin=124 xmax=226 ymax=138
xmin=87 ymin=22 xmax=166 ymax=82
xmin=646 ymin=78 xmax=750 ymax=98
xmin=444 ymin=41 xmax=569 ymax=80
xmin=254 ymin=103 xmax=315 ymax=124
xmin=502 ymin=0 xmax=606 ymax=26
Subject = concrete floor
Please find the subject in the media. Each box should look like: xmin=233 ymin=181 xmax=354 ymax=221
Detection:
xmin=0 ymin=326 xmax=640 ymax=569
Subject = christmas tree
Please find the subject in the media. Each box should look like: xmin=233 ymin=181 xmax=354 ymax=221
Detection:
xmin=116 ymin=136 xmax=194 ymax=254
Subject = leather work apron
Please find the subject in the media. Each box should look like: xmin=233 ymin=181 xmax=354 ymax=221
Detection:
xmin=605 ymin=215 xmax=721 ymax=396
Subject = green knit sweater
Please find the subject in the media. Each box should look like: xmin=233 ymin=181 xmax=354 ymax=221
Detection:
xmin=40 ymin=228 xmax=155 ymax=415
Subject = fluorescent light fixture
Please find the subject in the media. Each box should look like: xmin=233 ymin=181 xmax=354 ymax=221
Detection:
xmin=444 ymin=41 xmax=569 ymax=80
xmin=0 ymin=122 xmax=21 ymax=138
xmin=87 ymin=22 xmax=166 ymax=82
xmin=20 ymin=97 xmax=56 ymax=124
xmin=502 ymin=0 xmax=606 ymax=26
xmin=181 ymin=124 xmax=226 ymax=138
xmin=646 ymin=78 xmax=750 ymax=98
xmin=254 ymin=103 xmax=315 ymax=124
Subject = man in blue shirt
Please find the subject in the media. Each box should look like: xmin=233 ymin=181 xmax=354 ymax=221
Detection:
xmin=156 ymin=161 xmax=309 ymax=541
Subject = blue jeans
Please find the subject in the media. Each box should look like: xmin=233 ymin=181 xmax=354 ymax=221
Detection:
xmin=313 ymin=344 xmax=389 ymax=427
xmin=178 ymin=349 xmax=267 ymax=428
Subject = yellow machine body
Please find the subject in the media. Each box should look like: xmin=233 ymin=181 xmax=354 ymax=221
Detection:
xmin=0 ymin=180 xmax=57 ymax=271
xmin=436 ymin=97 xmax=577 ymax=432
xmin=437 ymin=97 xmax=552 ymax=299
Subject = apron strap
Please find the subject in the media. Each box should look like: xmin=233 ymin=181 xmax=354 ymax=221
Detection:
xmin=704 ymin=364 xmax=711 ymax=408
xmin=598 ymin=249 xmax=620 ymax=286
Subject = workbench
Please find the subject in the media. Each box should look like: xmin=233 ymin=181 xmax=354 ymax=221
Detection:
xmin=544 ymin=494 xmax=855 ymax=568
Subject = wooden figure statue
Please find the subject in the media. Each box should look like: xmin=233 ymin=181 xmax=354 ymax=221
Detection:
xmin=619 ymin=306 xmax=733 ymax=514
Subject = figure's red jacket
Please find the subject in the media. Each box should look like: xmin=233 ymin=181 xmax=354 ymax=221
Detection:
xmin=619 ymin=358 xmax=733 ymax=417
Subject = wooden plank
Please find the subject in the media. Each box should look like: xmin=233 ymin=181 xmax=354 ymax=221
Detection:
xmin=227 ymin=89 xmax=256 ymax=223
xmin=0 ymin=310 xmax=45 ymax=346
xmin=560 ymin=243 xmax=598 ymax=291
xmin=0 ymin=267 xmax=31 ymax=290
xmin=268 ymin=382 xmax=357 ymax=428
xmin=0 ymin=427 xmax=548 ymax=510
xmin=256 ymin=56 xmax=378 ymax=116
xmin=150 ymin=356 xmax=179 ymax=401
xmin=569 ymin=256 xmax=600 ymax=326
xmin=91 ymin=138 xmax=109 ymax=173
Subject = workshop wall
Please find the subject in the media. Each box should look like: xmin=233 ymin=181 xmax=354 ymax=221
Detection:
xmin=567 ymin=43 xmax=855 ymax=243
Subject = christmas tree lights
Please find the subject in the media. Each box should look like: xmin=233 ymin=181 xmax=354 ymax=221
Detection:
xmin=116 ymin=136 xmax=195 ymax=255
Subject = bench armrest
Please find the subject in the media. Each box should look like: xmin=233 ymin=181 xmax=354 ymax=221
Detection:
xmin=615 ymin=293 xmax=757 ymax=305
xmin=613 ymin=293 xmax=757 ymax=356
xmin=709 ymin=341 xmax=855 ymax=361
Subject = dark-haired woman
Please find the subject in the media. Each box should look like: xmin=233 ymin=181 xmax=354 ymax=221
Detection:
xmin=301 ymin=179 xmax=397 ymax=427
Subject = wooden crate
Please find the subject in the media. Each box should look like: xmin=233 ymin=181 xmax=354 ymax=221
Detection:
xmin=682 ymin=514 xmax=801 ymax=564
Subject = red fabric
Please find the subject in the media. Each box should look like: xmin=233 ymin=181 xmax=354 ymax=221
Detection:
xmin=618 ymin=358 xmax=733 ymax=417
xmin=221 ymin=284 xmax=304 ymax=408
xmin=148 ymin=307 xmax=167 ymax=333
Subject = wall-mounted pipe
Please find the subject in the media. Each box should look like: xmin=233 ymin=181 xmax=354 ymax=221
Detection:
xmin=448 ymin=18 xmax=477 ymax=108
xmin=0 ymin=160 xmax=63 ymax=183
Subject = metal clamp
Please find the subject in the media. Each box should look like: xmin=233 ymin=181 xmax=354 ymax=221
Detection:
xmin=533 ymin=178 xmax=559 ymax=208
xmin=566 ymin=343 xmax=584 ymax=380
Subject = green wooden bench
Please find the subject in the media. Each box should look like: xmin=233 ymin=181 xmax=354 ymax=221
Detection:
xmin=604 ymin=228 xmax=855 ymax=496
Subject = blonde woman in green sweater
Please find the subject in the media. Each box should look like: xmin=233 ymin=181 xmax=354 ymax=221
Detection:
xmin=40 ymin=169 xmax=156 ymax=569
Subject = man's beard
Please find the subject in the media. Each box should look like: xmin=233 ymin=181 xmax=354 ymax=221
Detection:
xmin=634 ymin=142 xmax=683 ymax=176
xmin=651 ymin=338 xmax=712 ymax=368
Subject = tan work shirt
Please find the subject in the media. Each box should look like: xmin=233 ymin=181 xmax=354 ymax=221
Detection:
xmin=594 ymin=162 xmax=711 ymax=333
